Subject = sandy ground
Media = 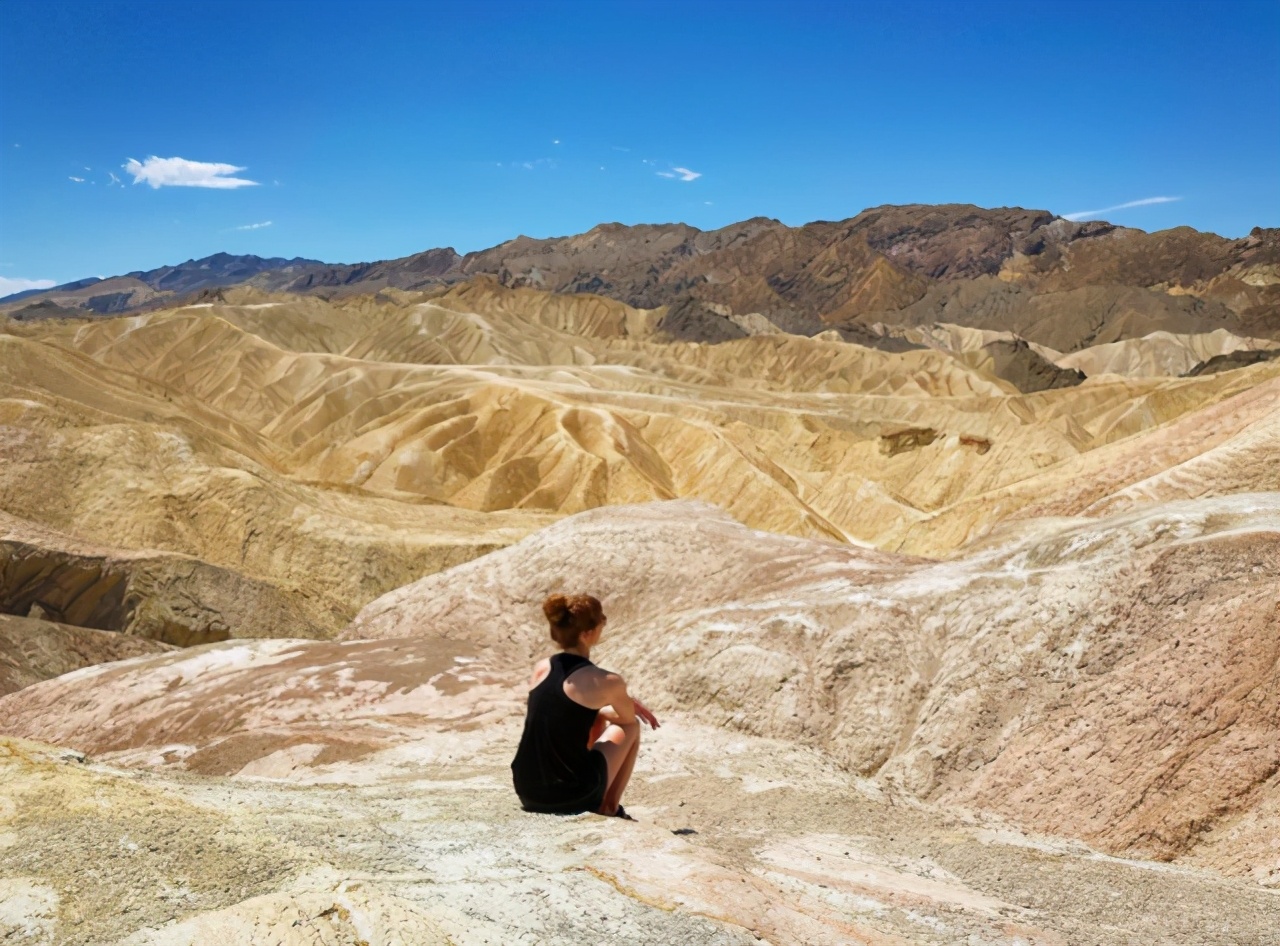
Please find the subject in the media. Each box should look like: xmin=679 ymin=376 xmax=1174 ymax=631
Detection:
xmin=3 ymin=717 xmax=1278 ymax=946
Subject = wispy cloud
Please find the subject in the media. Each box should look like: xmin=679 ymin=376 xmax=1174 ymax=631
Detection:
xmin=124 ymin=155 xmax=258 ymax=189
xmin=107 ymin=171 xmax=122 ymax=186
xmin=0 ymin=276 xmax=55 ymax=297
xmin=234 ymin=220 xmax=273 ymax=230
xmin=656 ymin=166 xmax=701 ymax=182
xmin=69 ymin=176 xmax=85 ymax=183
xmin=1062 ymin=196 xmax=1181 ymax=222
xmin=498 ymin=157 xmax=558 ymax=171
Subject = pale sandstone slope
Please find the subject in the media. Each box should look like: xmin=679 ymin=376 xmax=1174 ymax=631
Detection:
xmin=7 ymin=497 xmax=1277 ymax=882
xmin=2 ymin=494 xmax=1278 ymax=942
xmin=13 ymin=721 xmax=1277 ymax=946
xmin=1055 ymin=327 xmax=1280 ymax=378
xmin=1 ymin=511 xmax=339 ymax=643
xmin=345 ymin=497 xmax=1280 ymax=876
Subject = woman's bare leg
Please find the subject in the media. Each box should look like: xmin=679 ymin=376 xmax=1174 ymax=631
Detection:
xmin=592 ymin=722 xmax=640 ymax=815
xmin=601 ymin=734 xmax=640 ymax=815
xmin=587 ymin=715 xmax=609 ymax=749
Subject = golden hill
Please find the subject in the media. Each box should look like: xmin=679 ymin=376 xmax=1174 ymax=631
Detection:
xmin=2 ymin=276 xmax=1280 ymax=942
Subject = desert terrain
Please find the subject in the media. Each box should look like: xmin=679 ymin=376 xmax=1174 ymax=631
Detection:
xmin=1 ymin=206 xmax=1278 ymax=944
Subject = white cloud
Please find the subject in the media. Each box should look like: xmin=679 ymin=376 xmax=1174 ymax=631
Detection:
xmin=69 ymin=176 xmax=85 ymax=183
xmin=502 ymin=157 xmax=557 ymax=171
xmin=657 ymin=166 xmax=701 ymax=182
xmin=124 ymin=155 xmax=258 ymax=189
xmin=108 ymin=171 xmax=122 ymax=186
xmin=234 ymin=220 xmax=273 ymax=230
xmin=553 ymin=139 xmax=561 ymax=145
xmin=1062 ymin=196 xmax=1181 ymax=221
xmin=0 ymin=277 xmax=56 ymax=297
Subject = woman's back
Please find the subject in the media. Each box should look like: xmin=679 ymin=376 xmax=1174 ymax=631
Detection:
xmin=511 ymin=653 xmax=604 ymax=810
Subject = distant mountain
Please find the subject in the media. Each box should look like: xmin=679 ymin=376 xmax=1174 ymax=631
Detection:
xmin=0 ymin=253 xmax=326 ymax=314
xmin=253 ymin=204 xmax=1280 ymax=347
xmin=6 ymin=207 xmax=1278 ymax=349
xmin=0 ymin=276 xmax=106 ymax=306
xmin=125 ymin=252 xmax=326 ymax=295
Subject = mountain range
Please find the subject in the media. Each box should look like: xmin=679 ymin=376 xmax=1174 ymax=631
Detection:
xmin=7 ymin=204 xmax=1278 ymax=351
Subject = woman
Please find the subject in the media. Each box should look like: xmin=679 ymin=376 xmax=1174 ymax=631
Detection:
xmin=511 ymin=593 xmax=660 ymax=818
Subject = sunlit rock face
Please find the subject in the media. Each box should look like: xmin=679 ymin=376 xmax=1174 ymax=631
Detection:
xmin=2 ymin=222 xmax=1279 ymax=942
xmin=5 ymin=497 xmax=1279 ymax=860
xmin=344 ymin=495 xmax=1280 ymax=868
xmin=4 ymin=281 xmax=1278 ymax=580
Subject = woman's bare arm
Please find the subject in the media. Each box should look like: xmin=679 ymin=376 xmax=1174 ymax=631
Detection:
xmin=631 ymin=696 xmax=661 ymax=729
xmin=600 ymin=673 xmax=638 ymax=724
xmin=597 ymin=699 xmax=657 ymax=728
xmin=567 ymin=668 xmax=658 ymax=728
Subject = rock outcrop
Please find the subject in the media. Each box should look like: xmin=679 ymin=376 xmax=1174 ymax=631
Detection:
xmin=0 ymin=614 xmax=171 ymax=696
xmin=1 ymin=513 xmax=338 ymax=645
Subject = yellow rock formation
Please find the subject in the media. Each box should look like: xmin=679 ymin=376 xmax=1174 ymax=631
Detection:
xmin=2 ymin=279 xmax=1278 ymax=942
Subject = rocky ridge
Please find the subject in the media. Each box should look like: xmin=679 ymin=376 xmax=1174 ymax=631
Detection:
xmin=7 ymin=206 xmax=1278 ymax=347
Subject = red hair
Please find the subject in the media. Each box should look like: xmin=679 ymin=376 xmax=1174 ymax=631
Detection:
xmin=543 ymin=594 xmax=604 ymax=648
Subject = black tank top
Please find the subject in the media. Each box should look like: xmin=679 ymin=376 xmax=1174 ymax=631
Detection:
xmin=511 ymin=653 xmax=601 ymax=805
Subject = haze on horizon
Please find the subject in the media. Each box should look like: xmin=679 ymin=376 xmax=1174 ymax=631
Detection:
xmin=1 ymin=0 xmax=1277 ymax=296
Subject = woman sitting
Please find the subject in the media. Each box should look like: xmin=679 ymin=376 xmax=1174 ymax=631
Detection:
xmin=511 ymin=594 xmax=659 ymax=818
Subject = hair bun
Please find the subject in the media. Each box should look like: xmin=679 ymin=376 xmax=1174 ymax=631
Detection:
xmin=542 ymin=593 xmax=604 ymax=648
xmin=543 ymin=594 xmax=571 ymax=625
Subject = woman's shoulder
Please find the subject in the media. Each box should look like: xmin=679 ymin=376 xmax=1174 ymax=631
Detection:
xmin=568 ymin=661 xmax=623 ymax=694
xmin=527 ymin=656 xmax=552 ymax=690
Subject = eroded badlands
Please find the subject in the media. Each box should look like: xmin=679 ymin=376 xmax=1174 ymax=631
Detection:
xmin=1 ymin=270 xmax=1278 ymax=944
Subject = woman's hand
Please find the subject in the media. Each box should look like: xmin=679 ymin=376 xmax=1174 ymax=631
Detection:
xmin=632 ymin=697 xmax=661 ymax=730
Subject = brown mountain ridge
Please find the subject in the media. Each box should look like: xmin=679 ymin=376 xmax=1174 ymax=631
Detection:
xmin=7 ymin=204 xmax=1278 ymax=350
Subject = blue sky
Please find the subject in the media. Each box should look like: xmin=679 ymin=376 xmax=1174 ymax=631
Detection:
xmin=2 ymin=0 xmax=1278 ymax=293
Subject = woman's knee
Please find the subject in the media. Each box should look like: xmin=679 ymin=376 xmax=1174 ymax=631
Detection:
xmin=595 ymin=722 xmax=639 ymax=751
